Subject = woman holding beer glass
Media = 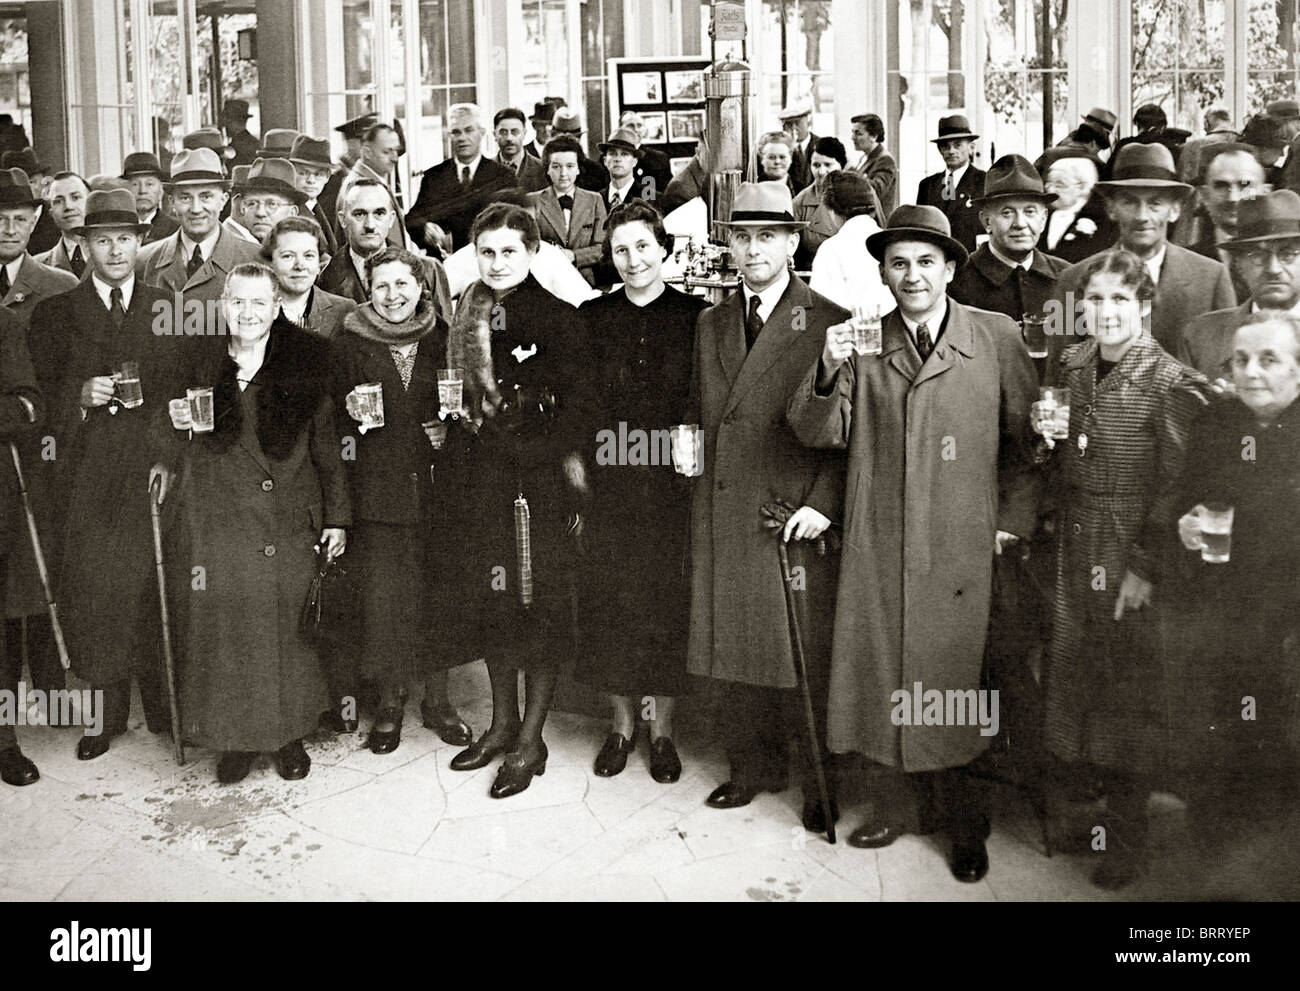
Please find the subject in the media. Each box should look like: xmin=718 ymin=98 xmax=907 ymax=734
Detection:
xmin=332 ymin=246 xmax=473 ymax=755
xmin=1036 ymin=250 xmax=1207 ymax=888
xmin=444 ymin=203 xmax=586 ymax=799
xmin=573 ymin=199 xmax=706 ymax=782
xmin=158 ymin=263 xmax=349 ymax=784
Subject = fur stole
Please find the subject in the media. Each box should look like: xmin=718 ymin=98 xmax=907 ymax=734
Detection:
xmin=446 ymin=279 xmax=502 ymax=424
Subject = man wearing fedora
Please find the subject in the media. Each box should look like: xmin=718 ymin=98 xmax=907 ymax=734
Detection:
xmin=2 ymin=149 xmax=57 ymax=255
xmin=493 ymin=107 xmax=548 ymax=193
xmin=121 ymin=152 xmax=179 ymax=245
xmin=685 ymin=180 xmax=847 ymax=833
xmin=220 ymin=98 xmax=259 ymax=167
xmin=136 ymin=147 xmax=263 ymax=304
xmin=524 ymin=100 xmax=556 ymax=160
xmin=287 ymin=135 xmax=340 ymax=255
xmin=0 ymin=169 xmax=77 ymax=329
xmin=35 ymin=171 xmax=92 ymax=279
xmin=1046 ymin=107 xmax=1117 ymax=168
xmin=222 ymin=165 xmax=256 ymax=243
xmin=599 ymin=126 xmax=650 ymax=211
xmin=235 ymin=159 xmax=306 ymax=245
xmin=256 ymin=128 xmax=300 ymax=162
xmin=408 ymin=103 xmax=518 ymax=255
xmin=550 ymin=108 xmax=610 ymax=194
xmin=316 ymin=114 xmax=378 ymax=237
xmin=529 ymin=135 xmax=607 ymax=288
xmin=787 ymin=203 xmax=1039 ymax=883
xmin=1179 ymin=189 xmax=1300 ymax=383
xmin=849 ymin=113 xmax=898 ymax=215
xmin=916 ymin=115 xmax=987 ymax=254
xmin=26 ymin=189 xmax=182 ymax=760
xmin=619 ymin=111 xmax=672 ymax=199
xmin=779 ymin=102 xmax=818 ymax=193
xmin=1051 ymin=142 xmax=1235 ymax=364
xmin=949 ymin=154 xmax=1069 ymax=322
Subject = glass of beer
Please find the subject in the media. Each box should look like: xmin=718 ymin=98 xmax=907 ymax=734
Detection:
xmin=186 ymin=386 xmax=214 ymax=433
xmin=438 ymin=368 xmax=464 ymax=418
xmin=168 ymin=398 xmax=190 ymax=433
xmin=111 ymin=360 xmax=143 ymax=409
xmin=1022 ymin=311 xmax=1049 ymax=360
xmin=669 ymin=423 xmax=702 ymax=477
xmin=346 ymin=382 xmax=385 ymax=433
xmin=1198 ymin=502 xmax=1234 ymax=564
xmin=421 ymin=419 xmax=449 ymax=450
xmin=1032 ymin=386 xmax=1070 ymax=441
xmin=849 ymin=304 xmax=883 ymax=356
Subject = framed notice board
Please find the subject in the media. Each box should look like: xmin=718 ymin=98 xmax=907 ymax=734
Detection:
xmin=608 ymin=56 xmax=711 ymax=177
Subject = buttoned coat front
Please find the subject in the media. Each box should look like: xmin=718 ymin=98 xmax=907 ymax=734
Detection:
xmin=135 ymin=226 xmax=265 ymax=303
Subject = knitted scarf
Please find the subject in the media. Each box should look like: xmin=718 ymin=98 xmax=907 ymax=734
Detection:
xmin=343 ymin=292 xmax=441 ymax=346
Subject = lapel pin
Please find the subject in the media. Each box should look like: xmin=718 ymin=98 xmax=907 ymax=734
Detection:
xmin=1077 ymin=432 xmax=1087 ymax=455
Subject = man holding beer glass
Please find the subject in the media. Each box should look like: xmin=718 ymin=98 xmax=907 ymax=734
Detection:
xmin=25 ymin=188 xmax=179 ymax=759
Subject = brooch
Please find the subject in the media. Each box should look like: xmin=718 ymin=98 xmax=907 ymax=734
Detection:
xmin=12 ymin=292 xmax=23 ymax=302
xmin=1077 ymin=433 xmax=1087 ymax=455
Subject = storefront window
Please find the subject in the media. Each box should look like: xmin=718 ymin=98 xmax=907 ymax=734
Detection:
xmin=758 ymin=0 xmax=835 ymax=134
xmin=1131 ymin=0 xmax=1227 ymax=130
xmin=983 ymin=1 xmax=1069 ymax=162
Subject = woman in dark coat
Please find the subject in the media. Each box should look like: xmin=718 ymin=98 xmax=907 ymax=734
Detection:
xmin=1172 ymin=312 xmax=1300 ymax=849
xmin=574 ymin=200 xmax=706 ymax=782
xmin=160 ymin=263 xmax=350 ymax=784
xmin=331 ymin=247 xmax=471 ymax=754
xmin=1036 ymin=250 xmax=1208 ymax=888
xmin=443 ymin=203 xmax=587 ymax=799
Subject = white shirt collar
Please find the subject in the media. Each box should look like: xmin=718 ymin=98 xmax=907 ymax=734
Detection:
xmin=1 ymin=255 xmax=22 ymax=286
xmin=456 ymin=154 xmax=482 ymax=182
xmin=947 ymin=163 xmax=969 ymax=188
xmin=741 ymin=268 xmax=791 ymax=323
xmin=180 ymin=227 xmax=220 ymax=261
xmin=1141 ymin=242 xmax=1168 ymax=285
xmin=609 ymin=176 xmax=635 ymax=199
xmin=986 ymin=241 xmax=1033 ymax=271
xmin=899 ymin=297 xmax=948 ymax=346
xmin=230 ymin=332 xmax=270 ymax=391
xmin=142 ymin=208 xmax=158 ymax=224
xmin=92 ymin=273 xmax=134 ymax=311
xmin=62 ymin=235 xmax=81 ymax=258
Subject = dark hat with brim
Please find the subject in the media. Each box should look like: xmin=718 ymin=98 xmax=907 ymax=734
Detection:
xmin=1083 ymin=107 xmax=1118 ymax=133
xmin=529 ymin=101 xmax=556 ymax=124
xmin=1094 ymin=142 xmax=1192 ymax=194
xmin=222 ymin=99 xmax=252 ymax=120
xmin=1 ymin=148 xmax=48 ymax=174
xmin=256 ymin=128 xmax=300 ymax=160
xmin=244 ymin=158 xmax=308 ymax=205
xmin=0 ymin=167 xmax=40 ymax=207
xmin=932 ymin=115 xmax=979 ymax=143
xmin=1218 ymin=189 xmax=1300 ymax=248
xmin=70 ymin=188 xmax=151 ymax=237
xmin=229 ymin=165 xmax=251 ymax=194
xmin=866 ymin=204 xmax=968 ymax=266
xmin=973 ymin=154 xmax=1057 ymax=207
xmin=597 ymin=127 xmax=643 ymax=158
xmin=121 ymin=151 xmax=166 ymax=179
xmin=334 ymin=114 xmax=379 ymax=141
xmin=287 ymin=135 xmax=335 ymax=170
xmin=719 ymin=181 xmax=807 ymax=228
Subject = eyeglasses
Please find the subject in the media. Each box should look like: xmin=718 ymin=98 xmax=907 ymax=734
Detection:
xmin=1240 ymin=244 xmax=1300 ymax=267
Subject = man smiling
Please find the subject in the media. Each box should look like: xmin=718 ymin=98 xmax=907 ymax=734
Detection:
xmin=35 ymin=172 xmax=91 ymax=278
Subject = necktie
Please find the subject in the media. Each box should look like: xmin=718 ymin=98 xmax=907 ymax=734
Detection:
xmin=745 ymin=294 xmax=764 ymax=351
xmin=609 ymin=191 xmax=622 ymax=210
xmin=70 ymin=245 xmax=85 ymax=278
xmin=186 ymin=245 xmax=204 ymax=277
xmin=915 ymin=321 xmax=933 ymax=362
xmin=460 ymin=165 xmax=471 ymax=188
xmin=941 ymin=171 xmax=954 ymax=204
xmin=389 ymin=343 xmax=417 ymax=390
xmin=557 ymin=194 xmax=574 ymax=211
xmin=1010 ymin=265 xmax=1026 ymax=318
xmin=0 ymin=265 xmax=9 ymax=298
xmin=109 ymin=286 xmax=126 ymax=329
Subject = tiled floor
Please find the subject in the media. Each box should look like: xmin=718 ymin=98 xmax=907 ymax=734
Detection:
xmin=2 ymin=663 xmax=1295 ymax=902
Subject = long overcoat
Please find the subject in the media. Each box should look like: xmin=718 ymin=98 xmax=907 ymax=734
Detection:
xmin=685 ymin=276 xmax=847 ymax=690
xmin=787 ymin=299 xmax=1040 ymax=771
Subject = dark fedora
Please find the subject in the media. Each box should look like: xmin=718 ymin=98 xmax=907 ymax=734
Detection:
xmin=1082 ymin=107 xmax=1118 ymax=134
xmin=166 ymin=148 xmax=232 ymax=188
xmin=1266 ymin=99 xmax=1300 ymax=121
xmin=529 ymin=101 xmax=556 ymax=124
xmin=973 ymin=154 xmax=1057 ymax=206
xmin=1 ymin=148 xmax=47 ymax=174
xmin=720 ymin=181 xmax=807 ymax=227
xmin=221 ymin=98 xmax=252 ymax=121
xmin=182 ymin=127 xmax=236 ymax=162
xmin=70 ymin=188 xmax=150 ymax=236
xmin=120 ymin=151 xmax=166 ymax=180
xmin=256 ymin=128 xmax=300 ymax=160
xmin=334 ymin=114 xmax=379 ymax=141
xmin=866 ymin=204 xmax=968 ymax=266
xmin=597 ymin=127 xmax=643 ymax=158
xmin=552 ymin=108 xmax=583 ymax=136
xmin=287 ymin=135 xmax=334 ymax=170
xmin=230 ymin=165 xmax=251 ymax=194
xmin=0 ymin=168 xmax=40 ymax=207
xmin=1095 ymin=142 xmax=1191 ymax=193
xmin=931 ymin=115 xmax=979 ymax=143
xmin=245 ymin=158 xmax=307 ymax=204
xmin=1218 ymin=189 xmax=1300 ymax=248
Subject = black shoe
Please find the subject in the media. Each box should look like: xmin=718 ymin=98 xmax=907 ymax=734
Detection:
xmin=217 ymin=751 xmax=256 ymax=784
xmin=649 ymin=737 xmax=682 ymax=783
xmin=319 ymin=709 xmax=358 ymax=734
xmin=705 ymin=779 xmax=781 ymax=809
xmin=275 ymin=739 xmax=311 ymax=780
xmin=593 ymin=731 xmax=635 ymax=777
xmin=366 ymin=707 xmax=403 ymax=755
xmin=0 ymin=747 xmax=39 ymax=786
xmin=450 ymin=727 xmax=520 ymax=771
xmin=950 ymin=840 xmax=989 ymax=883
xmin=76 ymin=734 xmax=110 ymax=761
xmin=490 ymin=744 xmax=548 ymax=799
xmin=847 ymin=821 xmax=903 ymax=849
xmin=801 ymin=794 xmax=840 ymax=833
xmin=420 ymin=700 xmax=473 ymax=746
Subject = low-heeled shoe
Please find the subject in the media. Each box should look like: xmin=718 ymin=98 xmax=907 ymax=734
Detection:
xmin=847 ymin=821 xmax=904 ymax=849
xmin=0 ymin=747 xmax=39 ymax=786
xmin=489 ymin=745 xmax=548 ymax=799
xmin=275 ymin=739 xmax=311 ymax=780
xmin=76 ymin=735 xmax=110 ymax=761
xmin=648 ymin=737 xmax=682 ymax=783
xmin=366 ymin=707 xmax=404 ymax=755
xmin=420 ymin=700 xmax=473 ymax=746
xmin=705 ymin=779 xmax=782 ymax=809
xmin=950 ymin=840 xmax=989 ymax=883
xmin=593 ymin=731 xmax=635 ymax=777
xmin=450 ymin=729 xmax=520 ymax=771
xmin=217 ymin=750 xmax=257 ymax=784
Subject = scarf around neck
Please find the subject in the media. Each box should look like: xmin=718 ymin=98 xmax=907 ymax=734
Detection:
xmin=344 ymin=292 xmax=441 ymax=346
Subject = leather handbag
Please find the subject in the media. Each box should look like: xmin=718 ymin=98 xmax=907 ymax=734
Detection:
xmin=299 ymin=548 xmax=361 ymax=648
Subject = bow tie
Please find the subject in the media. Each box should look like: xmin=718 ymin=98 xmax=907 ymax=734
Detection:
xmin=558 ymin=194 xmax=574 ymax=211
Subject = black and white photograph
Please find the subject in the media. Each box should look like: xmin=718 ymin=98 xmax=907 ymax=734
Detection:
xmin=0 ymin=0 xmax=1295 ymax=960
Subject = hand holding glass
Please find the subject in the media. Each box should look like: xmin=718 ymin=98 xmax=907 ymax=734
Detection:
xmin=1030 ymin=386 xmax=1070 ymax=441
xmin=345 ymin=382 xmax=385 ymax=433
xmin=187 ymin=386 xmax=214 ymax=432
xmin=849 ymin=304 xmax=883 ymax=356
xmin=112 ymin=360 xmax=143 ymax=409
xmin=670 ymin=424 xmax=702 ymax=477
xmin=438 ymin=368 xmax=464 ymax=419
xmin=1179 ymin=503 xmax=1234 ymax=563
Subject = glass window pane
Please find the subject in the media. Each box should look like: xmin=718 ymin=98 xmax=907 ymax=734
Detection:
xmin=1131 ymin=0 xmax=1225 ymax=130
xmin=1247 ymin=0 xmax=1300 ymax=115
xmin=983 ymin=1 xmax=1069 ymax=162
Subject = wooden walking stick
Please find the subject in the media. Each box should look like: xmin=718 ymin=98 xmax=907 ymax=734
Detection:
xmin=8 ymin=441 xmax=70 ymax=670
xmin=148 ymin=474 xmax=185 ymax=766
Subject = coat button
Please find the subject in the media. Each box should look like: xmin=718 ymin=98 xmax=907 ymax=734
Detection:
xmin=263 ymin=544 xmax=276 ymax=557
xmin=1072 ymin=523 xmax=1082 ymax=535
xmin=261 ymin=479 xmax=273 ymax=492
xmin=722 ymin=412 xmax=735 ymax=425
xmin=717 ymin=480 xmax=727 ymax=491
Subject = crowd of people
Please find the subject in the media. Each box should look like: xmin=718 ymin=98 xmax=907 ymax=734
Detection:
xmin=1 ymin=92 xmax=1298 ymax=893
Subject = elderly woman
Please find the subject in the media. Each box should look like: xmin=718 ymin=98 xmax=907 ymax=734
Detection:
xmin=159 ymin=263 xmax=350 ymax=784
xmin=1037 ymin=249 xmax=1208 ymax=888
xmin=808 ymin=172 xmax=892 ymax=315
xmin=331 ymin=246 xmax=472 ymax=755
xmin=573 ymin=199 xmax=707 ymax=781
xmin=1173 ymin=312 xmax=1300 ymax=851
xmin=443 ymin=203 xmax=586 ymax=799
xmin=792 ymin=137 xmax=862 ymax=270
xmin=755 ymin=131 xmax=796 ymax=192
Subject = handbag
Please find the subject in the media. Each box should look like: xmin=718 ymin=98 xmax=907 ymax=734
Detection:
xmin=299 ymin=547 xmax=361 ymax=648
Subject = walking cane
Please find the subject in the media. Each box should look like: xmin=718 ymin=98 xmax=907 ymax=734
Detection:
xmin=776 ymin=537 xmax=837 ymax=844
xmin=8 ymin=441 xmax=70 ymax=670
xmin=148 ymin=474 xmax=185 ymax=766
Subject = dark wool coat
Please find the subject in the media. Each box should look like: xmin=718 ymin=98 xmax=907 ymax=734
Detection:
xmin=686 ymin=277 xmax=848 ymax=690
xmin=0 ymin=307 xmax=42 ymax=558
xmin=787 ymin=299 xmax=1040 ymax=771
xmin=1042 ymin=335 xmax=1208 ymax=775
xmin=948 ymin=244 xmax=1070 ymax=324
xmin=916 ymin=166 xmax=987 ymax=253
xmin=161 ymin=320 xmax=351 ymax=752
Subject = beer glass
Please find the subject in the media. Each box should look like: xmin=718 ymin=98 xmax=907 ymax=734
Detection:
xmin=186 ymin=386 xmax=214 ymax=433
xmin=345 ymin=382 xmax=385 ymax=433
xmin=168 ymin=398 xmax=191 ymax=432
xmin=438 ymin=368 xmax=464 ymax=418
xmin=112 ymin=360 xmax=144 ymax=409
xmin=669 ymin=423 xmax=702 ymax=477
xmin=1198 ymin=503 xmax=1234 ymax=564
xmin=849 ymin=304 xmax=883 ymax=356
xmin=1032 ymin=386 xmax=1070 ymax=441
xmin=421 ymin=419 xmax=449 ymax=450
xmin=1022 ymin=311 xmax=1049 ymax=360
